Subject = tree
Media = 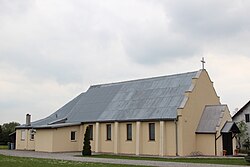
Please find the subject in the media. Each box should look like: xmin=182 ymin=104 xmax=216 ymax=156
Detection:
xmin=236 ymin=121 xmax=248 ymax=149
xmin=0 ymin=122 xmax=20 ymax=145
xmin=82 ymin=126 xmax=91 ymax=156
xmin=0 ymin=125 xmax=3 ymax=144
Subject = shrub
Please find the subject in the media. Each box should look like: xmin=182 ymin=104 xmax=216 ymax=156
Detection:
xmin=82 ymin=126 xmax=91 ymax=156
xmin=245 ymin=151 xmax=250 ymax=163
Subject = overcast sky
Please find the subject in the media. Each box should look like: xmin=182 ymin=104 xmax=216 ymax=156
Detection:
xmin=0 ymin=0 xmax=250 ymax=124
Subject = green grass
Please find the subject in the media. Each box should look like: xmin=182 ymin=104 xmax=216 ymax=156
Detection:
xmin=0 ymin=153 xmax=249 ymax=167
xmin=89 ymin=154 xmax=250 ymax=166
xmin=0 ymin=145 xmax=8 ymax=150
xmin=0 ymin=155 xmax=141 ymax=167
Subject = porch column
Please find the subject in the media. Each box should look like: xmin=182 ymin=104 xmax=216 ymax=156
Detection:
xmin=25 ymin=129 xmax=29 ymax=149
xmin=114 ymin=122 xmax=119 ymax=154
xmin=95 ymin=122 xmax=100 ymax=153
xmin=136 ymin=121 xmax=141 ymax=155
xmin=159 ymin=121 xmax=165 ymax=156
xmin=78 ymin=125 xmax=84 ymax=151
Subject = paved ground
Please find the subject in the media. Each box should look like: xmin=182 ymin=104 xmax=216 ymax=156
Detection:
xmin=0 ymin=150 xmax=247 ymax=167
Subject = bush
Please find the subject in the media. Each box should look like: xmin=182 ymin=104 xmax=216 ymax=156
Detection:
xmin=0 ymin=122 xmax=20 ymax=145
xmin=245 ymin=151 xmax=250 ymax=163
xmin=82 ymin=126 xmax=91 ymax=156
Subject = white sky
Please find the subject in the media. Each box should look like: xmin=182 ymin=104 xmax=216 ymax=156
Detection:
xmin=0 ymin=0 xmax=249 ymax=124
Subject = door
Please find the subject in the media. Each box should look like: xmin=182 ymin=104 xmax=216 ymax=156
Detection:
xmin=222 ymin=132 xmax=233 ymax=155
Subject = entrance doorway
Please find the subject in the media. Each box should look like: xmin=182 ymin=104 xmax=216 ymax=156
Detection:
xmin=222 ymin=132 xmax=233 ymax=155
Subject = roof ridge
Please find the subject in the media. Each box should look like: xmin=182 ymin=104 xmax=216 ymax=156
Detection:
xmin=90 ymin=70 xmax=200 ymax=88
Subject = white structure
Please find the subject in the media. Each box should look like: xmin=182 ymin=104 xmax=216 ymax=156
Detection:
xmin=233 ymin=100 xmax=250 ymax=136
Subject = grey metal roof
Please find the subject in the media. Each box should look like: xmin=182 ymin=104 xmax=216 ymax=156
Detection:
xmin=17 ymin=70 xmax=200 ymax=129
xmin=221 ymin=121 xmax=240 ymax=133
xmin=221 ymin=122 xmax=234 ymax=133
xmin=17 ymin=93 xmax=84 ymax=128
xmin=196 ymin=105 xmax=227 ymax=134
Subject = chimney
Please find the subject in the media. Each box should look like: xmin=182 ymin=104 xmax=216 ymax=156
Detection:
xmin=26 ymin=114 xmax=31 ymax=126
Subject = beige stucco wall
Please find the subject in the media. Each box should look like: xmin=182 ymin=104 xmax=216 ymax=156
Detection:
xmin=119 ymin=122 xmax=136 ymax=154
xmin=16 ymin=129 xmax=35 ymax=150
xmin=35 ymin=126 xmax=81 ymax=152
xmin=99 ymin=123 xmax=114 ymax=153
xmin=165 ymin=121 xmax=177 ymax=156
xmin=52 ymin=126 xmax=80 ymax=152
xmin=140 ymin=122 xmax=159 ymax=155
xmin=196 ymin=134 xmax=215 ymax=155
xmin=216 ymin=135 xmax=223 ymax=156
xmin=35 ymin=129 xmax=53 ymax=152
xmin=178 ymin=70 xmax=220 ymax=156
xmin=96 ymin=121 xmax=176 ymax=156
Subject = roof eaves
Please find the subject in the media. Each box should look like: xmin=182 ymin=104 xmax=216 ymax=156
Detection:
xmin=93 ymin=118 xmax=176 ymax=123
xmin=195 ymin=131 xmax=216 ymax=134
xmin=34 ymin=123 xmax=81 ymax=129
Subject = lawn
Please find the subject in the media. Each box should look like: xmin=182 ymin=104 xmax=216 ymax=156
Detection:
xmin=0 ymin=155 xmax=141 ymax=167
xmin=0 ymin=145 xmax=8 ymax=150
xmin=90 ymin=154 xmax=250 ymax=166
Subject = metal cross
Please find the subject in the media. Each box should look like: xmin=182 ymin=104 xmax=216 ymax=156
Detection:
xmin=201 ymin=57 xmax=205 ymax=69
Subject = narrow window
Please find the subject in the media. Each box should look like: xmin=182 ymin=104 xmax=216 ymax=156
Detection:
xmin=71 ymin=131 xmax=76 ymax=141
xmin=21 ymin=130 xmax=26 ymax=141
xmin=106 ymin=124 xmax=111 ymax=140
xmin=127 ymin=124 xmax=132 ymax=141
xmin=88 ymin=125 xmax=93 ymax=140
xmin=149 ymin=123 xmax=155 ymax=141
xmin=246 ymin=114 xmax=250 ymax=123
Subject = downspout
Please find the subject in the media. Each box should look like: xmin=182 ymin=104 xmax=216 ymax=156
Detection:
xmin=214 ymin=134 xmax=217 ymax=156
xmin=175 ymin=116 xmax=179 ymax=156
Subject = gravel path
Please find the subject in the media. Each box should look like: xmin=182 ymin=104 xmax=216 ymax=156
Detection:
xmin=0 ymin=150 xmax=246 ymax=167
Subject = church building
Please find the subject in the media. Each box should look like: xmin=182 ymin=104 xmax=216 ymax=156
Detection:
xmin=15 ymin=69 xmax=239 ymax=156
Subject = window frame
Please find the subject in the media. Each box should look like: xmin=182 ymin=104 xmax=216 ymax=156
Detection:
xmin=126 ymin=124 xmax=132 ymax=141
xmin=246 ymin=114 xmax=250 ymax=123
xmin=88 ymin=125 xmax=93 ymax=140
xmin=106 ymin=124 xmax=112 ymax=141
xmin=21 ymin=130 xmax=26 ymax=141
xmin=71 ymin=131 xmax=76 ymax=141
xmin=149 ymin=123 xmax=155 ymax=141
xmin=30 ymin=130 xmax=34 ymax=141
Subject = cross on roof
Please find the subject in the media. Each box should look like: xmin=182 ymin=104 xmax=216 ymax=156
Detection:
xmin=201 ymin=57 xmax=205 ymax=69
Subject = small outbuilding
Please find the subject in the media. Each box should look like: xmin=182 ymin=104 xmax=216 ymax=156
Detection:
xmin=196 ymin=105 xmax=239 ymax=155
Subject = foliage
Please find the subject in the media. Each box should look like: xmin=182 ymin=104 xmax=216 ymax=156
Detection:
xmin=0 ymin=125 xmax=2 ymax=143
xmin=82 ymin=126 xmax=91 ymax=156
xmin=0 ymin=145 xmax=8 ymax=149
xmin=245 ymin=151 xmax=250 ymax=163
xmin=243 ymin=139 xmax=250 ymax=150
xmin=0 ymin=155 xmax=138 ymax=167
xmin=236 ymin=121 xmax=249 ymax=149
xmin=0 ymin=122 xmax=20 ymax=145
